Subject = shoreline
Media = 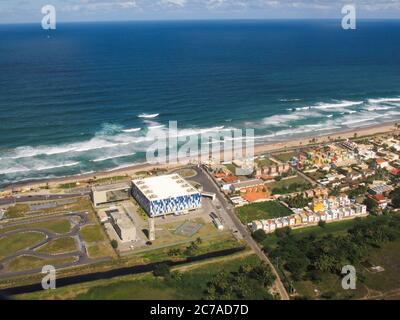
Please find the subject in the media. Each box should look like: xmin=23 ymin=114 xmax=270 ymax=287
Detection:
xmin=1 ymin=120 xmax=398 ymax=192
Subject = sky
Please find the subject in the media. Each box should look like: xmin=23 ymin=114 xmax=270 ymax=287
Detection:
xmin=0 ymin=0 xmax=400 ymax=24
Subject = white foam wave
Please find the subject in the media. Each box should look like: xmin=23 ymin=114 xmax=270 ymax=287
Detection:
xmin=138 ymin=113 xmax=159 ymax=119
xmin=92 ymin=153 xmax=135 ymax=162
xmin=280 ymin=98 xmax=301 ymax=102
xmin=122 ymin=128 xmax=141 ymax=133
xmin=364 ymin=106 xmax=396 ymax=111
xmin=312 ymin=100 xmax=363 ymax=110
xmin=261 ymin=110 xmax=321 ymax=126
xmin=36 ymin=162 xmax=80 ymax=171
xmin=368 ymin=97 xmax=400 ymax=104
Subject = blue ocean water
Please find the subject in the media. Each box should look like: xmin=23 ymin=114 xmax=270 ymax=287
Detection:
xmin=1 ymin=20 xmax=400 ymax=185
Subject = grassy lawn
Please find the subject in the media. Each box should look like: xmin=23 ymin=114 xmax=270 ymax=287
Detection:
xmin=224 ymin=163 xmax=238 ymax=175
xmin=17 ymin=254 xmax=261 ymax=300
xmin=1 ymin=219 xmax=71 ymax=235
xmin=7 ymin=255 xmax=77 ymax=273
xmin=255 ymin=157 xmax=276 ymax=167
xmin=267 ymin=175 xmax=311 ymax=195
xmin=93 ymin=176 xmax=129 ymax=184
xmin=80 ymin=225 xmax=106 ymax=243
xmin=58 ymin=182 xmax=78 ymax=189
xmin=360 ymin=239 xmax=400 ymax=295
xmin=148 ymin=218 xmax=220 ymax=248
xmin=87 ymin=243 xmax=116 ymax=259
xmin=0 ymin=232 xmax=46 ymax=259
xmin=294 ymin=272 xmax=368 ymax=300
xmin=175 ymin=168 xmax=197 ymax=178
xmin=237 ymin=201 xmax=293 ymax=224
xmin=274 ymin=151 xmax=298 ymax=163
xmin=266 ymin=176 xmax=307 ymax=189
xmin=261 ymin=218 xmax=363 ymax=250
xmin=4 ymin=204 xmax=30 ymax=219
xmin=37 ymin=237 xmax=77 ymax=255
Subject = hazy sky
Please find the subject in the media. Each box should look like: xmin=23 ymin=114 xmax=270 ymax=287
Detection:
xmin=1 ymin=0 xmax=400 ymax=23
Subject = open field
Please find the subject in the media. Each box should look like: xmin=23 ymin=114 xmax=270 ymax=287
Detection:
xmin=4 ymin=204 xmax=30 ymax=219
xmin=256 ymin=214 xmax=400 ymax=300
xmin=273 ymin=151 xmax=298 ymax=163
xmin=146 ymin=217 xmax=226 ymax=249
xmin=16 ymin=253 xmax=262 ymax=300
xmin=7 ymin=255 xmax=77 ymax=273
xmin=261 ymin=218 xmax=362 ymax=250
xmin=81 ymin=225 xmax=106 ymax=243
xmin=0 ymin=232 xmax=46 ymax=259
xmin=1 ymin=219 xmax=71 ymax=235
xmin=266 ymin=176 xmax=308 ymax=189
xmin=37 ymin=237 xmax=77 ymax=255
xmin=237 ymin=200 xmax=293 ymax=224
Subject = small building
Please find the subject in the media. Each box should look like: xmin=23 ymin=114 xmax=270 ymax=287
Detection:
xmin=213 ymin=217 xmax=224 ymax=231
xmin=294 ymin=214 xmax=302 ymax=225
xmin=268 ymin=220 xmax=276 ymax=232
xmin=91 ymin=182 xmax=131 ymax=207
xmin=317 ymin=212 xmax=326 ymax=221
xmin=230 ymin=179 xmax=265 ymax=193
xmin=282 ymin=217 xmax=289 ymax=227
xmin=300 ymin=213 xmax=308 ymax=224
xmin=251 ymin=220 xmax=263 ymax=232
xmin=275 ymin=218 xmax=283 ymax=229
xmin=305 ymin=212 xmax=315 ymax=223
xmin=109 ymin=210 xmax=136 ymax=243
xmin=288 ymin=216 xmax=296 ymax=226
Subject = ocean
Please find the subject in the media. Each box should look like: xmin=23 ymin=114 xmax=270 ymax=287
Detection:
xmin=1 ymin=20 xmax=400 ymax=186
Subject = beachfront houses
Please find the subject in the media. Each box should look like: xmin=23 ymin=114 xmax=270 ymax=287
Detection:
xmin=251 ymin=194 xmax=368 ymax=234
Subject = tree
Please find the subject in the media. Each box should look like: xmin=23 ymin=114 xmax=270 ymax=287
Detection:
xmin=110 ymin=240 xmax=118 ymax=249
xmin=364 ymin=197 xmax=378 ymax=214
xmin=252 ymin=229 xmax=267 ymax=242
xmin=153 ymin=263 xmax=170 ymax=278
xmin=318 ymin=220 xmax=326 ymax=228
xmin=390 ymin=187 xmax=400 ymax=208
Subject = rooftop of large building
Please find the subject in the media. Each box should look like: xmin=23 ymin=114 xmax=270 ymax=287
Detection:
xmin=132 ymin=174 xmax=199 ymax=200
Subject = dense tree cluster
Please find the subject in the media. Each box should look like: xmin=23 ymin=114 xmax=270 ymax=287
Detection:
xmin=272 ymin=182 xmax=312 ymax=195
xmin=205 ymin=263 xmax=276 ymax=300
xmin=267 ymin=214 xmax=400 ymax=281
xmin=284 ymin=195 xmax=312 ymax=208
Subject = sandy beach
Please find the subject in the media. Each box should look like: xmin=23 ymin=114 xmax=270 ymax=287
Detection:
xmin=2 ymin=121 xmax=398 ymax=192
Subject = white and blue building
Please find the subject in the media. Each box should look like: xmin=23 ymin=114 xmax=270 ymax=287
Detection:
xmin=131 ymin=174 xmax=201 ymax=217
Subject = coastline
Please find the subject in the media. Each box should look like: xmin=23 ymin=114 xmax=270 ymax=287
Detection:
xmin=1 ymin=120 xmax=398 ymax=192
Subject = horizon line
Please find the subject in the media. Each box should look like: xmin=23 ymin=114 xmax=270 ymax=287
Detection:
xmin=1 ymin=17 xmax=400 ymax=26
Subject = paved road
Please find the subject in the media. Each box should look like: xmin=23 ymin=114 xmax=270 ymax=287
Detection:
xmin=192 ymin=166 xmax=290 ymax=300
xmin=0 ymin=192 xmax=89 ymax=206
xmin=0 ymin=211 xmax=104 ymax=279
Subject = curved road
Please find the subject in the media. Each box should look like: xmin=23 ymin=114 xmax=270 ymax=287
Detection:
xmin=192 ymin=165 xmax=290 ymax=300
xmin=0 ymin=212 xmax=107 ymax=279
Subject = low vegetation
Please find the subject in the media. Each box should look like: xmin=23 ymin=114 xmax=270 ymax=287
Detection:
xmin=0 ymin=232 xmax=46 ymax=259
xmin=237 ymin=201 xmax=293 ymax=224
xmin=261 ymin=213 xmax=400 ymax=299
xmin=17 ymin=254 xmax=273 ymax=300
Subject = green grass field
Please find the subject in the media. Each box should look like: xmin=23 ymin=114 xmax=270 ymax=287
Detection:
xmin=1 ymin=219 xmax=71 ymax=235
xmin=266 ymin=176 xmax=307 ymax=189
xmin=237 ymin=201 xmax=293 ymax=224
xmin=4 ymin=204 xmax=30 ymax=219
xmin=80 ymin=225 xmax=106 ymax=243
xmin=274 ymin=151 xmax=298 ymax=163
xmin=37 ymin=237 xmax=77 ymax=255
xmin=0 ymin=232 xmax=46 ymax=259
xmin=17 ymin=254 xmax=261 ymax=300
xmin=7 ymin=255 xmax=77 ymax=273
